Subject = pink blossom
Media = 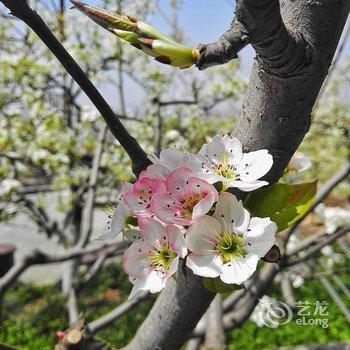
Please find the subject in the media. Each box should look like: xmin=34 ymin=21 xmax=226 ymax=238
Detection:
xmin=139 ymin=164 xmax=169 ymax=181
xmin=186 ymin=192 xmax=277 ymax=285
xmin=122 ymin=217 xmax=187 ymax=299
xmin=152 ymin=167 xmax=218 ymax=226
xmin=97 ymin=182 xmax=135 ymax=241
xmin=124 ymin=177 xmax=166 ymax=218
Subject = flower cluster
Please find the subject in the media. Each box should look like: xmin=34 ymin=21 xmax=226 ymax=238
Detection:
xmin=101 ymin=135 xmax=277 ymax=299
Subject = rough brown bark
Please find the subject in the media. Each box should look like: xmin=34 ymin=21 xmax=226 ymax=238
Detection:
xmin=122 ymin=267 xmax=214 ymax=350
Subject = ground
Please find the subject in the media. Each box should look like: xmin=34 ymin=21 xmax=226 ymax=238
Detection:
xmin=1 ymin=261 xmax=349 ymax=350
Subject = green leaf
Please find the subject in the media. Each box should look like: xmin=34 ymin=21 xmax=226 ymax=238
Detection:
xmin=203 ymin=277 xmax=242 ymax=294
xmin=244 ymin=180 xmax=317 ymax=232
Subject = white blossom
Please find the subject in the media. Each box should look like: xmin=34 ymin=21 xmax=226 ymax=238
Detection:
xmin=123 ymin=218 xmax=187 ymax=299
xmin=316 ymin=204 xmax=350 ymax=234
xmin=285 ymin=151 xmax=312 ymax=184
xmin=149 ymin=148 xmax=187 ymax=171
xmin=96 ymin=183 xmax=138 ymax=241
xmin=184 ymin=134 xmax=273 ymax=191
xmin=186 ymin=192 xmax=277 ymax=284
xmin=0 ymin=179 xmax=22 ymax=196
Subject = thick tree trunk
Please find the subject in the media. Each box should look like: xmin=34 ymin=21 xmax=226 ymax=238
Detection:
xmin=124 ymin=1 xmax=349 ymax=349
xmin=122 ymin=267 xmax=214 ymax=350
xmin=235 ymin=0 xmax=349 ymax=181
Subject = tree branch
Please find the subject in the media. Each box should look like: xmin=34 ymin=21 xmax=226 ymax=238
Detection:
xmin=280 ymin=273 xmax=296 ymax=309
xmin=76 ymin=253 xmax=107 ymax=289
xmin=18 ymin=197 xmax=66 ymax=243
xmin=235 ymin=0 xmax=310 ymax=76
xmin=0 ymin=0 xmax=150 ymax=175
xmin=234 ymin=3 xmax=348 ymax=184
xmin=287 ymin=229 xmax=327 ymax=257
xmin=284 ymin=164 xmax=350 ymax=245
xmin=197 ymin=0 xmax=310 ymax=75
xmin=77 ymin=124 xmax=107 ymax=248
xmin=123 ymin=267 xmax=214 ymax=350
xmin=203 ymin=295 xmax=225 ymax=350
xmin=284 ymin=226 xmax=350 ymax=267
xmin=87 ymin=291 xmax=148 ymax=334
xmin=0 ymin=242 xmax=127 ymax=299
xmin=196 ymin=17 xmax=248 ymax=70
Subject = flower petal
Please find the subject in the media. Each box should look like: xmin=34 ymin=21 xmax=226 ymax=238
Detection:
xmin=192 ymin=191 xmax=217 ymax=220
xmin=166 ymin=225 xmax=187 ymax=258
xmin=201 ymin=135 xmax=243 ymax=166
xmin=122 ymin=240 xmax=154 ymax=277
xmin=166 ymin=255 xmax=180 ymax=278
xmin=149 ymin=148 xmax=186 ymax=170
xmin=161 ymin=148 xmax=186 ymax=169
xmin=133 ymin=177 xmax=166 ymax=195
xmin=186 ymin=252 xmax=223 ymax=278
xmin=213 ymin=192 xmax=250 ymax=234
xmin=118 ymin=182 xmax=133 ymax=200
xmin=205 ymin=135 xmax=227 ymax=164
xmin=183 ymin=154 xmax=226 ymax=184
xmin=128 ymin=270 xmax=167 ymax=299
xmin=236 ymin=150 xmax=273 ymax=182
xmin=138 ymin=217 xmax=166 ymax=248
xmin=125 ymin=178 xmax=166 ymax=216
xmin=128 ymin=276 xmax=144 ymax=300
xmin=139 ymin=164 xmax=169 ymax=181
xmin=152 ymin=192 xmax=183 ymax=224
xmin=244 ymin=217 xmax=277 ymax=257
xmin=186 ymin=216 xmax=221 ymax=254
xmin=224 ymin=179 xmax=269 ymax=192
xmin=98 ymin=201 xmax=131 ymax=241
xmin=123 ymin=229 xmax=142 ymax=242
xmin=124 ymin=190 xmax=150 ymax=214
xmin=222 ymin=135 xmax=243 ymax=166
xmin=166 ymin=167 xmax=194 ymax=194
xmin=190 ymin=178 xmax=218 ymax=219
xmin=220 ymin=253 xmax=259 ymax=285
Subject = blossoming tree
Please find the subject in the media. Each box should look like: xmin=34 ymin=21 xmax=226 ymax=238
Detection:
xmin=0 ymin=0 xmax=349 ymax=349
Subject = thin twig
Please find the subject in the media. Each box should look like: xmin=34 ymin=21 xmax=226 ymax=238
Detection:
xmin=63 ymin=260 xmax=80 ymax=325
xmin=288 ymin=229 xmax=327 ymax=257
xmin=316 ymin=16 xmax=350 ymax=104
xmin=77 ymin=253 xmax=108 ymax=288
xmin=87 ymin=291 xmax=148 ymax=334
xmin=159 ymin=99 xmax=197 ymax=107
xmin=77 ymin=124 xmax=107 ymax=248
xmin=303 ymin=267 xmax=350 ymax=280
xmin=280 ymin=273 xmax=296 ymax=309
xmin=186 ymin=338 xmax=202 ymax=350
xmin=0 ymin=242 xmax=127 ymax=299
xmin=284 ymin=226 xmax=350 ymax=266
xmin=283 ymin=164 xmax=350 ymax=245
xmin=203 ymin=295 xmax=225 ymax=350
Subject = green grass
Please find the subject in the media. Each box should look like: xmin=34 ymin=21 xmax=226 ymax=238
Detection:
xmin=0 ymin=263 xmax=349 ymax=350
xmin=227 ymin=275 xmax=350 ymax=349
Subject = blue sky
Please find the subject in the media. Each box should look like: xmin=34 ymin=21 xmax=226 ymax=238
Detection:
xmin=154 ymin=0 xmax=235 ymax=43
xmin=85 ymin=0 xmax=259 ymax=108
xmin=88 ymin=0 xmax=349 ymax=109
xmin=1 ymin=0 xmax=348 ymax=108
xmin=87 ymin=0 xmax=349 ymax=78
